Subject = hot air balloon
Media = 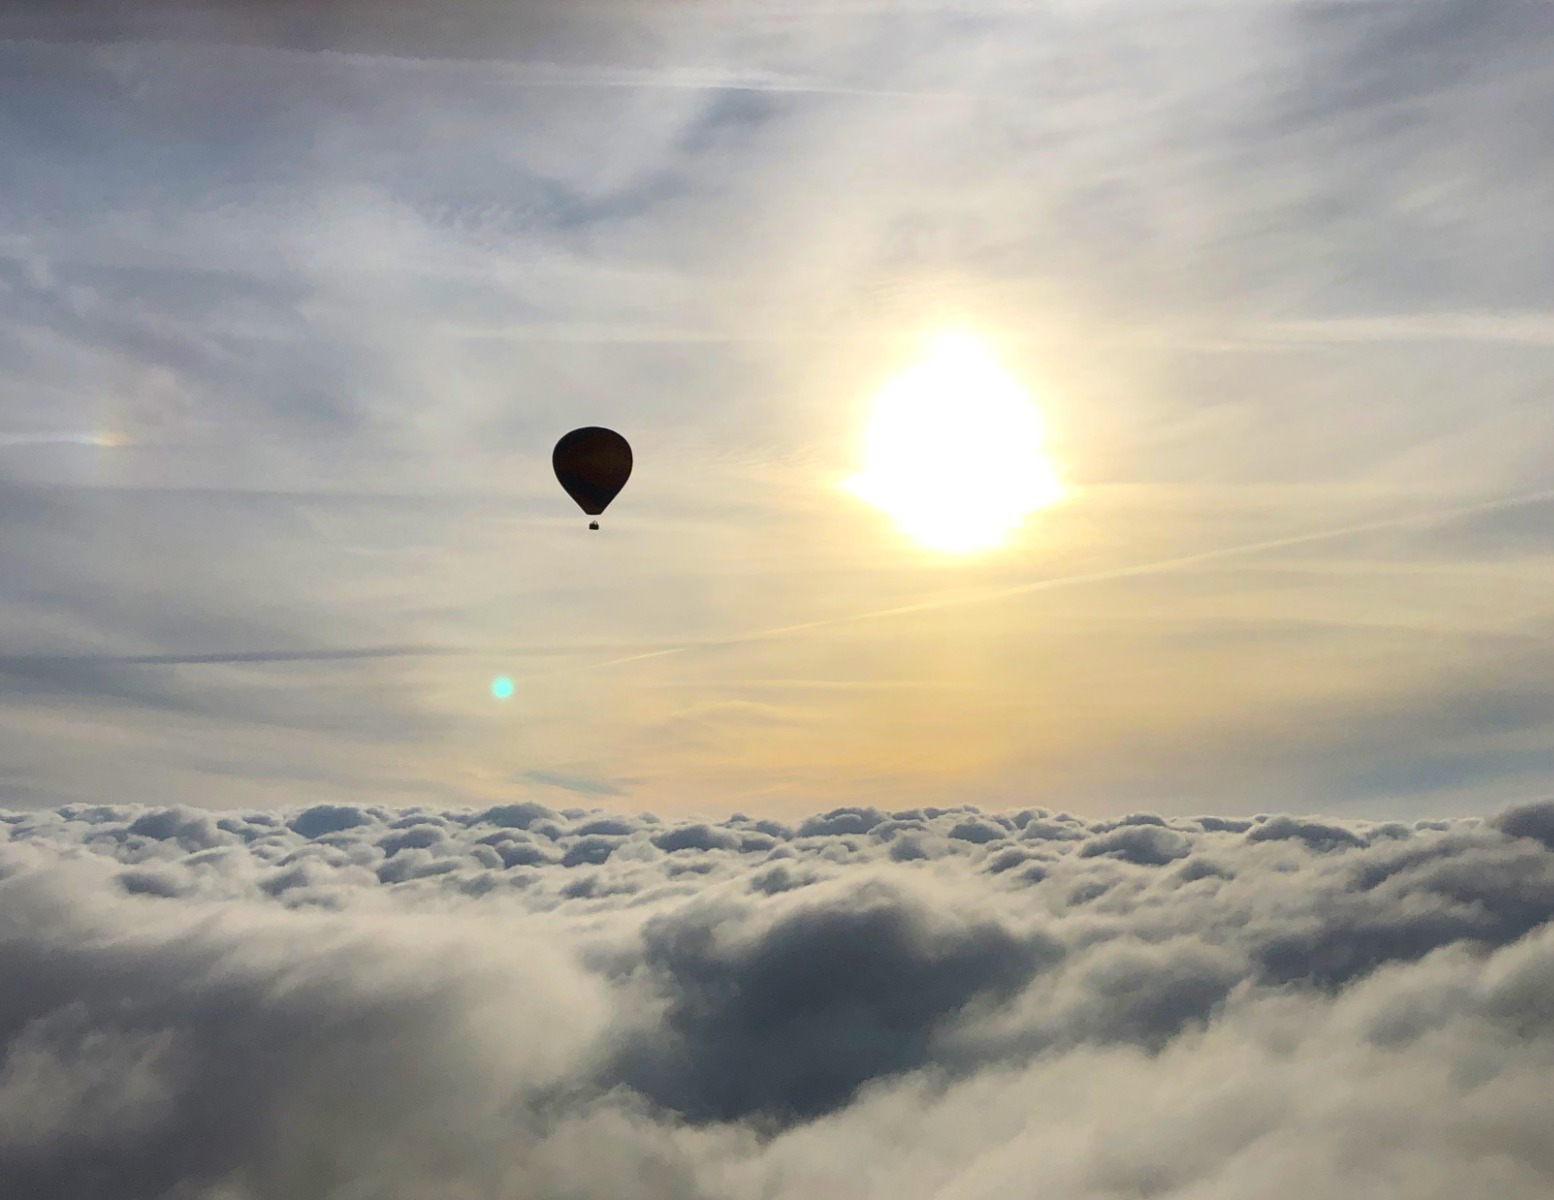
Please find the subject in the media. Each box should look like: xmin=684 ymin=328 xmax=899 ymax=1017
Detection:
xmin=553 ymin=427 xmax=632 ymax=530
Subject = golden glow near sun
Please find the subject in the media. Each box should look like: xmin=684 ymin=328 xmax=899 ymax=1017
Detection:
xmin=844 ymin=332 xmax=1063 ymax=553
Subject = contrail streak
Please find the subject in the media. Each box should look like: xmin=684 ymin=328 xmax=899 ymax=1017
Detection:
xmin=13 ymin=487 xmax=1548 ymax=678
xmin=0 ymin=646 xmax=458 ymax=669
xmin=0 ymin=40 xmax=975 ymax=99
xmin=0 ymin=640 xmax=680 ymax=670
xmin=522 ymin=485 xmax=1554 ymax=682
xmin=0 ymin=431 xmax=128 ymax=448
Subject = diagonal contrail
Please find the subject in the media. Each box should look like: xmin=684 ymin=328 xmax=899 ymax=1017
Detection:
xmin=0 ymin=645 xmax=462 ymax=669
xmin=11 ymin=486 xmax=1549 ymax=679
xmin=521 ymin=485 xmax=1554 ymax=682
xmin=0 ymin=640 xmax=681 ymax=670
xmin=0 ymin=431 xmax=128 ymax=448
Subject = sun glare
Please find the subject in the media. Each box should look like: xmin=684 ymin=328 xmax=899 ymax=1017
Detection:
xmin=844 ymin=332 xmax=1062 ymax=554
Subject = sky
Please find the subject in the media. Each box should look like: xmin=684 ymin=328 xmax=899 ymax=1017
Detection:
xmin=4 ymin=0 xmax=1554 ymax=820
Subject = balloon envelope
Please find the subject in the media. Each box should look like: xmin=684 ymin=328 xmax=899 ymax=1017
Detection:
xmin=553 ymin=427 xmax=632 ymax=516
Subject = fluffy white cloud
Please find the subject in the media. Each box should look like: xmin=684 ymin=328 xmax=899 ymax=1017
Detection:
xmin=2 ymin=797 xmax=1554 ymax=1196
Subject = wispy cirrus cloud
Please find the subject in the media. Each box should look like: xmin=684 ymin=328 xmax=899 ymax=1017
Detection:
xmin=520 ymin=768 xmax=629 ymax=797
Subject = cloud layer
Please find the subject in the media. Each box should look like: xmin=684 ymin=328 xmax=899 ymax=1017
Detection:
xmin=5 ymin=796 xmax=1554 ymax=1197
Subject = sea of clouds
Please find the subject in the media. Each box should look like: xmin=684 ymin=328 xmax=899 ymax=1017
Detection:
xmin=4 ymin=798 xmax=1554 ymax=1197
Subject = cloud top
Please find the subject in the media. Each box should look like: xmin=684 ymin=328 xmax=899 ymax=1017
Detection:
xmin=3 ymin=798 xmax=1554 ymax=1196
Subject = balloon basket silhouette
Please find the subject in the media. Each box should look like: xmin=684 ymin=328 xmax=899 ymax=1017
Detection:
xmin=589 ymin=521 xmax=599 ymax=530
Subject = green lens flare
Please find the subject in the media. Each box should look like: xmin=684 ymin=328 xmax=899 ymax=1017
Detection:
xmin=490 ymin=676 xmax=514 ymax=700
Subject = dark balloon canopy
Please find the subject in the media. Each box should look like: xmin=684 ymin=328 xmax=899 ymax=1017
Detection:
xmin=553 ymin=427 xmax=632 ymax=524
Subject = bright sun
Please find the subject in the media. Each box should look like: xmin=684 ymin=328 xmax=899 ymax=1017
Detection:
xmin=844 ymin=332 xmax=1063 ymax=554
